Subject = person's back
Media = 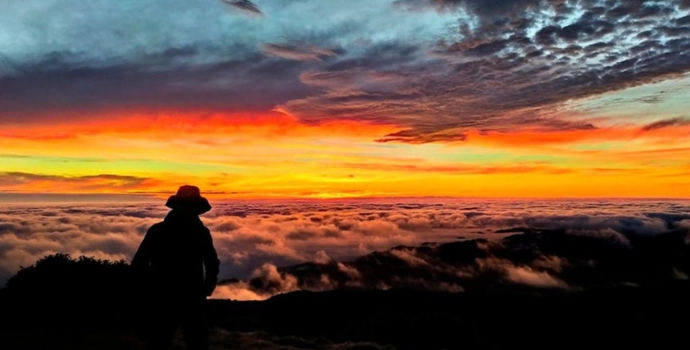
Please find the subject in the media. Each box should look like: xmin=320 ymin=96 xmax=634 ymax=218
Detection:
xmin=136 ymin=211 xmax=217 ymax=297
xmin=132 ymin=185 xmax=219 ymax=350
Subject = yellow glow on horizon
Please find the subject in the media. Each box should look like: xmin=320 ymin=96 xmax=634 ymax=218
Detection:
xmin=1 ymin=109 xmax=690 ymax=199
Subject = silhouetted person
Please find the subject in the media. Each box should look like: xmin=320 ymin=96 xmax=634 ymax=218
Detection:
xmin=132 ymin=185 xmax=220 ymax=350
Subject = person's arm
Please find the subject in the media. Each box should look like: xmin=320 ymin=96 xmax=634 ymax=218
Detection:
xmin=131 ymin=226 xmax=156 ymax=272
xmin=202 ymin=228 xmax=220 ymax=297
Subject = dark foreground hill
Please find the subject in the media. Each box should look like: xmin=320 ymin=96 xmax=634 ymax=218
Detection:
xmin=2 ymin=250 xmax=690 ymax=349
xmin=3 ymin=281 xmax=690 ymax=350
xmin=4 ymin=224 xmax=690 ymax=349
xmin=212 ymin=284 xmax=690 ymax=350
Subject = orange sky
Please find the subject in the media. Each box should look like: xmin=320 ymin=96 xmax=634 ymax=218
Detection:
xmin=2 ymin=97 xmax=690 ymax=199
xmin=3 ymin=0 xmax=690 ymax=200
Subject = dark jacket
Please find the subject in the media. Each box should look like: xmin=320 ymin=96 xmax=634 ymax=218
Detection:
xmin=132 ymin=210 xmax=220 ymax=298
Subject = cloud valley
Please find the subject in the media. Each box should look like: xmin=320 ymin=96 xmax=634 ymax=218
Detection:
xmin=1 ymin=199 xmax=689 ymax=300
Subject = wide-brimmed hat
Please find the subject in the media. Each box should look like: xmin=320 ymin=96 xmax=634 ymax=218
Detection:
xmin=165 ymin=185 xmax=212 ymax=215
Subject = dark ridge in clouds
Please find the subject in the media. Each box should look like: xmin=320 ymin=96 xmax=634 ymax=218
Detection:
xmin=1 ymin=199 xmax=690 ymax=300
xmin=640 ymin=117 xmax=690 ymax=131
xmin=226 ymin=234 xmax=560 ymax=297
xmin=228 ymin=226 xmax=690 ymax=298
xmin=218 ymin=207 xmax=690 ymax=298
xmin=261 ymin=43 xmax=338 ymax=62
xmin=222 ymin=0 xmax=263 ymax=16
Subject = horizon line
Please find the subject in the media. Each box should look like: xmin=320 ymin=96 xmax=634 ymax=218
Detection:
xmin=1 ymin=192 xmax=689 ymax=203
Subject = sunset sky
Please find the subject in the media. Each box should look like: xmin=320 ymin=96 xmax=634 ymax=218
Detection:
xmin=2 ymin=0 xmax=690 ymax=199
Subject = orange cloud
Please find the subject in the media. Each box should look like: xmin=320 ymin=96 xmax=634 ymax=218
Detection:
xmin=3 ymin=109 xmax=397 ymax=139
xmin=0 ymin=172 xmax=164 ymax=194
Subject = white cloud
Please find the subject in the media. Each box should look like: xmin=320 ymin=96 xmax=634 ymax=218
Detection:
xmin=1 ymin=199 xmax=689 ymax=297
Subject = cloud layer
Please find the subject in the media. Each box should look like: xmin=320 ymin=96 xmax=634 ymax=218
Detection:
xmin=3 ymin=0 xmax=689 ymax=142
xmin=283 ymin=0 xmax=690 ymax=142
xmin=2 ymin=199 xmax=689 ymax=299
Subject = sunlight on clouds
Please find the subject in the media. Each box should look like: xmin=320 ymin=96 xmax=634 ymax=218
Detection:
xmin=1 ymin=1 xmax=690 ymax=198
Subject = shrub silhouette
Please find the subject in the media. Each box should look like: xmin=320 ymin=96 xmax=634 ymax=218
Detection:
xmin=1 ymin=253 xmax=139 ymax=329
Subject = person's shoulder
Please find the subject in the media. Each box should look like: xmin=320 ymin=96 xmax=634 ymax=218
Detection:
xmin=147 ymin=221 xmax=167 ymax=235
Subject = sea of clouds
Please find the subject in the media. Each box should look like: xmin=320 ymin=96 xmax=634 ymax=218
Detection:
xmin=1 ymin=198 xmax=689 ymax=299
